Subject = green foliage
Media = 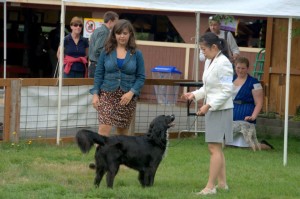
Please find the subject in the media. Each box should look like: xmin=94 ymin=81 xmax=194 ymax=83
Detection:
xmin=258 ymin=112 xmax=277 ymax=119
xmin=292 ymin=105 xmax=300 ymax=121
xmin=135 ymin=32 xmax=150 ymax=40
xmin=1 ymin=137 xmax=300 ymax=198
xmin=209 ymin=14 xmax=235 ymax=24
xmin=292 ymin=28 xmax=300 ymax=37
xmin=278 ymin=19 xmax=300 ymax=38
xmin=292 ymin=19 xmax=300 ymax=37
xmin=296 ymin=105 xmax=300 ymax=116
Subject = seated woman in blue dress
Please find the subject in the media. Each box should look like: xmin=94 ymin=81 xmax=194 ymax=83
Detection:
xmin=229 ymin=56 xmax=273 ymax=150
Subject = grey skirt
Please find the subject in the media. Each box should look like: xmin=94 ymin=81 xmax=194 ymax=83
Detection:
xmin=205 ymin=109 xmax=233 ymax=144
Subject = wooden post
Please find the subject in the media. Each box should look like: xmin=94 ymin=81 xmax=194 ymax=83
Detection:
xmin=9 ymin=79 xmax=21 ymax=142
xmin=3 ymin=81 xmax=11 ymax=142
xmin=264 ymin=17 xmax=274 ymax=114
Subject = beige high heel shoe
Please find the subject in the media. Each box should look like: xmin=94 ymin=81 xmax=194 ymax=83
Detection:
xmin=195 ymin=187 xmax=217 ymax=195
xmin=215 ymin=184 xmax=229 ymax=190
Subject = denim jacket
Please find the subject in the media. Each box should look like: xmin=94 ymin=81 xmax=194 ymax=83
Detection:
xmin=90 ymin=49 xmax=145 ymax=96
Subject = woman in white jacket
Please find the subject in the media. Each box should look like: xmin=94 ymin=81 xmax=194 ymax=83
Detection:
xmin=182 ymin=32 xmax=233 ymax=195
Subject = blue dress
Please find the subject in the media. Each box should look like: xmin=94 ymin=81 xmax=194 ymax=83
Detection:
xmin=230 ymin=74 xmax=260 ymax=147
xmin=233 ymin=75 xmax=259 ymax=124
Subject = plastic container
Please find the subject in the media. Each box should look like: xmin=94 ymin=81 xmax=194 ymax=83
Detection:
xmin=151 ymin=66 xmax=182 ymax=105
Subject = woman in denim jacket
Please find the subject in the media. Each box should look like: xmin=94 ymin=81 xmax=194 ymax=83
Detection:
xmin=90 ymin=19 xmax=145 ymax=136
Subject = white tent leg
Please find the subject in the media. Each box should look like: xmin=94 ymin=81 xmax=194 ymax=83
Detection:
xmin=56 ymin=1 xmax=66 ymax=145
xmin=3 ymin=0 xmax=6 ymax=79
xmin=195 ymin=12 xmax=200 ymax=82
xmin=194 ymin=12 xmax=200 ymax=135
xmin=283 ymin=17 xmax=292 ymax=166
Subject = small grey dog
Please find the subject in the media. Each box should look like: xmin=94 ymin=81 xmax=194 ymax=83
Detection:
xmin=232 ymin=121 xmax=261 ymax=151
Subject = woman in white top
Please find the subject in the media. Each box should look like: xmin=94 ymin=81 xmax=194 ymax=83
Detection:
xmin=182 ymin=32 xmax=233 ymax=195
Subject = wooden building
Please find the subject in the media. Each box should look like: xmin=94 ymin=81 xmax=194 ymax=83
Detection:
xmin=264 ymin=18 xmax=300 ymax=115
xmin=1 ymin=0 xmax=299 ymax=115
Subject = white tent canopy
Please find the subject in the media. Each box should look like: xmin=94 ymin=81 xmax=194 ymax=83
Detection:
xmin=60 ymin=0 xmax=300 ymax=165
xmin=64 ymin=0 xmax=300 ymax=18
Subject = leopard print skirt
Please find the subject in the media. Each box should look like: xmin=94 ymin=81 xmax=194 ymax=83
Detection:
xmin=97 ymin=88 xmax=137 ymax=128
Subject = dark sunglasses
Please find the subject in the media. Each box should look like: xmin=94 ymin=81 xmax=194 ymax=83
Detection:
xmin=73 ymin=23 xmax=83 ymax=28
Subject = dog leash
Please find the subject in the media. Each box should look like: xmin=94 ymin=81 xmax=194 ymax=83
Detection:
xmin=168 ymin=115 xmax=199 ymax=147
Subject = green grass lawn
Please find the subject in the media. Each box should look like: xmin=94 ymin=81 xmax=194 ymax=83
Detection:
xmin=0 ymin=136 xmax=300 ymax=199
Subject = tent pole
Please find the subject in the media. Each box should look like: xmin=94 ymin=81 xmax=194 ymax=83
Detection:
xmin=3 ymin=0 xmax=6 ymax=79
xmin=56 ymin=1 xmax=66 ymax=145
xmin=194 ymin=12 xmax=200 ymax=135
xmin=283 ymin=17 xmax=292 ymax=166
xmin=195 ymin=12 xmax=200 ymax=82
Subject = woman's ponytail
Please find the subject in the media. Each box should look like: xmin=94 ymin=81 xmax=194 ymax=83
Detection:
xmin=219 ymin=38 xmax=230 ymax=59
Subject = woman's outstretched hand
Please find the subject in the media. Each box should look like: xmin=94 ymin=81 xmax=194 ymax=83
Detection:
xmin=244 ymin=115 xmax=256 ymax=121
xmin=181 ymin=92 xmax=195 ymax=100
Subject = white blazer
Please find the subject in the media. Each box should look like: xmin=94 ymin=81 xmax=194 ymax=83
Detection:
xmin=192 ymin=52 xmax=233 ymax=111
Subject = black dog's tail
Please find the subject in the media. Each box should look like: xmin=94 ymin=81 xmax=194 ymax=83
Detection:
xmin=75 ymin=129 xmax=107 ymax=153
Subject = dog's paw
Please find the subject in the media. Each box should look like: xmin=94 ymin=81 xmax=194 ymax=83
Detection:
xmin=89 ymin=162 xmax=96 ymax=170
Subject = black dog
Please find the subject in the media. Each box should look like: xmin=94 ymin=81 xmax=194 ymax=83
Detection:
xmin=75 ymin=114 xmax=175 ymax=188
